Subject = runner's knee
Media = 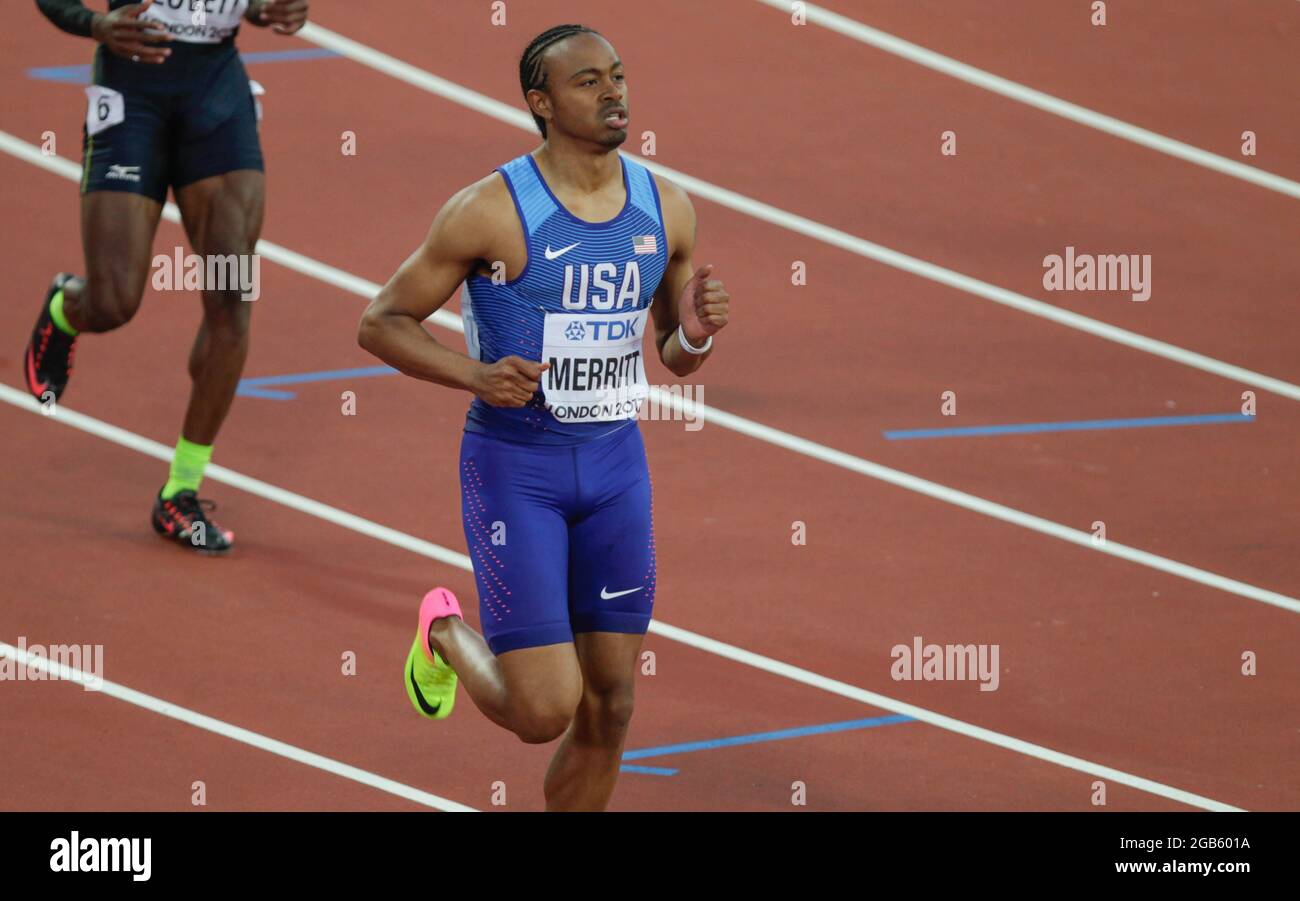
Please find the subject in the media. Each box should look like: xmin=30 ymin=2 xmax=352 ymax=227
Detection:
xmin=575 ymin=685 xmax=635 ymax=744
xmin=202 ymin=294 xmax=253 ymax=341
xmin=198 ymin=236 xmax=258 ymax=306
xmin=511 ymin=691 xmax=579 ymax=744
xmin=80 ymin=267 xmax=145 ymax=332
xmin=513 ymin=709 xmax=573 ymax=745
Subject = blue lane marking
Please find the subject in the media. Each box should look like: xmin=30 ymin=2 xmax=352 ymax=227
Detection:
xmin=239 ymin=387 xmax=297 ymax=400
xmin=25 ymin=65 xmax=96 ymax=84
xmin=883 ymin=412 xmax=1254 ymax=441
xmin=237 ymin=365 xmax=397 ymax=400
xmin=240 ymin=48 xmax=340 ymax=64
xmin=621 ymin=714 xmax=916 ymax=766
xmin=27 ymin=49 xmax=340 ymax=84
xmin=618 ymin=765 xmax=679 ymax=776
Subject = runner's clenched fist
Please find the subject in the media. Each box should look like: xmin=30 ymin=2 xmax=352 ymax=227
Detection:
xmin=678 ymin=263 xmax=730 ymax=347
xmin=473 ymin=355 xmax=551 ymax=407
xmin=91 ymin=0 xmax=172 ymax=64
xmin=248 ymin=0 xmax=310 ymax=35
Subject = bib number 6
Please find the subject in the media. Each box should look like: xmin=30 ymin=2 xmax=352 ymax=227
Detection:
xmin=84 ymin=86 xmax=126 ymax=137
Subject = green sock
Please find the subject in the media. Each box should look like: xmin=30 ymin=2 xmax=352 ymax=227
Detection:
xmin=161 ymin=437 xmax=214 ymax=499
xmin=49 ymin=289 xmax=78 ymax=337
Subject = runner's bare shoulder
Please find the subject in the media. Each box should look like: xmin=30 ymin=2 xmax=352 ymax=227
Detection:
xmin=439 ymin=171 xmax=526 ymax=276
xmin=445 ymin=172 xmax=518 ymax=234
xmin=650 ymin=173 xmax=695 ymax=255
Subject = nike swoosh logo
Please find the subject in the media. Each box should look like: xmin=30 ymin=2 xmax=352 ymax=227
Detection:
xmin=600 ymin=586 xmax=644 ymax=600
xmin=544 ymin=242 xmax=580 ymax=260
xmin=408 ymin=661 xmax=441 ymax=716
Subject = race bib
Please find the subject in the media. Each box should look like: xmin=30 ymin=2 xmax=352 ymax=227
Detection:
xmin=139 ymin=0 xmax=249 ymax=44
xmin=85 ymin=86 xmax=125 ymax=137
xmin=542 ymin=308 xmax=649 ymax=423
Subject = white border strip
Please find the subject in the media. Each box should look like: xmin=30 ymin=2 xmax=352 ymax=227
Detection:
xmin=754 ymin=0 xmax=1300 ymax=200
xmin=277 ymin=25 xmax=1300 ymax=403
xmin=0 ymin=386 xmax=1246 ymax=810
xmin=0 ymin=639 xmax=478 ymax=812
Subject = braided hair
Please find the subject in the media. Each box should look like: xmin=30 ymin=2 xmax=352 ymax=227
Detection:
xmin=519 ymin=24 xmax=601 ymax=137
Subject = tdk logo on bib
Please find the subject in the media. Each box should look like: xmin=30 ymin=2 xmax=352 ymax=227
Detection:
xmin=561 ymin=262 xmax=642 ymax=310
xmin=566 ymin=319 xmax=639 ymax=342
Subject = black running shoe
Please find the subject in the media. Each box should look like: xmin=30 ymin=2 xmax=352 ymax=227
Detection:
xmin=24 ymin=273 xmax=78 ymax=402
xmin=151 ymin=489 xmax=235 ymax=555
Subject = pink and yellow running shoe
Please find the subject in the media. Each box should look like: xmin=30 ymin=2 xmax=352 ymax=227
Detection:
xmin=403 ymin=587 xmax=462 ymax=720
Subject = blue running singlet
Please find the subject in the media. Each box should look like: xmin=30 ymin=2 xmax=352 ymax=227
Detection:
xmin=462 ymin=152 xmax=669 ymax=445
xmin=457 ymin=152 xmax=667 ymax=653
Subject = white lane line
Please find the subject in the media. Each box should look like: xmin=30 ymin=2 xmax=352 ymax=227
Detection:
xmin=0 ymin=385 xmax=473 ymax=572
xmin=282 ymin=25 xmax=1300 ymax=403
xmin=649 ymin=623 xmax=1243 ymax=812
xmin=2 ymin=132 xmax=1295 ymax=614
xmin=0 ymin=387 xmax=1250 ymax=811
xmin=0 ymin=130 xmax=464 ymax=334
xmin=753 ymin=0 xmax=1300 ymax=200
xmin=690 ymin=399 xmax=1300 ymax=615
xmin=0 ymin=640 xmax=478 ymax=812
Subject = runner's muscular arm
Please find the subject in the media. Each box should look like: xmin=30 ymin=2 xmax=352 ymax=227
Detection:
xmin=35 ymin=0 xmax=97 ymax=37
xmin=359 ymin=184 xmax=491 ymax=392
xmin=650 ymin=176 xmax=729 ymax=377
xmin=37 ymin=0 xmax=173 ymax=63
xmin=245 ymin=0 xmax=309 ymax=33
xmin=358 ymin=179 xmax=547 ymax=408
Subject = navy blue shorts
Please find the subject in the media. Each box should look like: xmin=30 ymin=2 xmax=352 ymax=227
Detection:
xmin=459 ymin=422 xmax=657 ymax=655
xmin=81 ymin=44 xmax=263 ymax=203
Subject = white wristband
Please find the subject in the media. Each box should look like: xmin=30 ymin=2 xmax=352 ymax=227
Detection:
xmin=677 ymin=324 xmax=712 ymax=355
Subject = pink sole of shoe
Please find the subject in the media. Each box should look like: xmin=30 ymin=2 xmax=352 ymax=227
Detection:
xmin=417 ymin=587 xmax=464 ymax=661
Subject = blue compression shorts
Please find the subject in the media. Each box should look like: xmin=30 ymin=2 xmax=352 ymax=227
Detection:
xmin=459 ymin=421 xmax=656 ymax=655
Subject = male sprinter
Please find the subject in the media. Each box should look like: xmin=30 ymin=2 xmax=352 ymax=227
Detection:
xmin=359 ymin=25 xmax=731 ymax=811
xmin=25 ymin=0 xmax=309 ymax=554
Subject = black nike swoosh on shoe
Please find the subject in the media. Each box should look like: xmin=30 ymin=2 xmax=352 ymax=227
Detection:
xmin=409 ymin=661 xmax=442 ymax=716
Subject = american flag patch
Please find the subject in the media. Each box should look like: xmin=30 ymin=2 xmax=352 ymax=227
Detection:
xmin=632 ymin=235 xmax=657 ymax=255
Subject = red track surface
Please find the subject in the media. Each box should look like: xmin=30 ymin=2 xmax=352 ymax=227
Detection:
xmin=2 ymin=1 xmax=1297 ymax=811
